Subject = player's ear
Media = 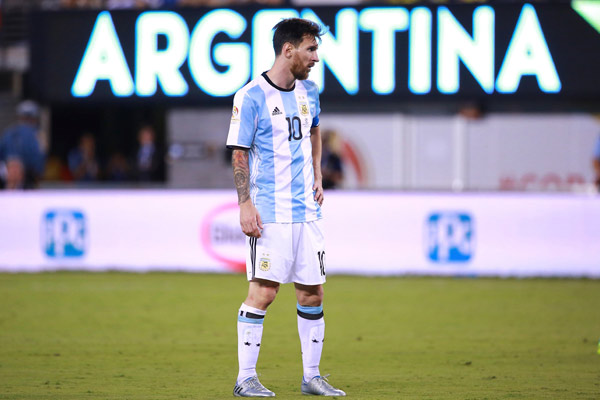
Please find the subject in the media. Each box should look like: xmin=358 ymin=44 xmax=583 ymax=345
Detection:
xmin=283 ymin=42 xmax=294 ymax=59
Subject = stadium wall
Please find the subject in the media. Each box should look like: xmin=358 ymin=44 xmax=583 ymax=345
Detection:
xmin=167 ymin=109 xmax=600 ymax=191
xmin=1 ymin=190 xmax=599 ymax=277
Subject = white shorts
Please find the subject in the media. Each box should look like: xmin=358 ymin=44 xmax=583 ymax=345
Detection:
xmin=246 ymin=220 xmax=326 ymax=285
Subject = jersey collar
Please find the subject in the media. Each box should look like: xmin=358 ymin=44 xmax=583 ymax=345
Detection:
xmin=262 ymin=71 xmax=295 ymax=92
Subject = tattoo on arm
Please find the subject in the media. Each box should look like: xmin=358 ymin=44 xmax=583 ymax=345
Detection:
xmin=232 ymin=149 xmax=250 ymax=204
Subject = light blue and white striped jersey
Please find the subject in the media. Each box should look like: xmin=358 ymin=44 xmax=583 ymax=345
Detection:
xmin=227 ymin=72 xmax=322 ymax=223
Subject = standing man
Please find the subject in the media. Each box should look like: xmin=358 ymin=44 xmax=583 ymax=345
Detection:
xmin=0 ymin=100 xmax=45 ymax=189
xmin=226 ymin=18 xmax=345 ymax=397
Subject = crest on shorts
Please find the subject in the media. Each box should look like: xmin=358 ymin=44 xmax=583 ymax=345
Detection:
xmin=259 ymin=257 xmax=271 ymax=271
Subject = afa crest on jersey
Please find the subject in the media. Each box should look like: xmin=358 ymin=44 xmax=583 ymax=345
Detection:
xmin=300 ymin=103 xmax=309 ymax=116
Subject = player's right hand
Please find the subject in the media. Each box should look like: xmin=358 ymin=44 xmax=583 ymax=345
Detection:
xmin=239 ymin=200 xmax=263 ymax=238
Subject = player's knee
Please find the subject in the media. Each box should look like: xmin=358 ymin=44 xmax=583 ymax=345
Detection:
xmin=297 ymin=286 xmax=323 ymax=307
xmin=247 ymin=283 xmax=279 ymax=309
xmin=299 ymin=295 xmax=323 ymax=307
xmin=259 ymin=287 xmax=278 ymax=307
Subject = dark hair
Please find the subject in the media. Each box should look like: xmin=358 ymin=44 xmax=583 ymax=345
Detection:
xmin=272 ymin=18 xmax=325 ymax=56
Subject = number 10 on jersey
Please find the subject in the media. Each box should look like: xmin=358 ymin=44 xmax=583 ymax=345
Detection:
xmin=286 ymin=116 xmax=303 ymax=141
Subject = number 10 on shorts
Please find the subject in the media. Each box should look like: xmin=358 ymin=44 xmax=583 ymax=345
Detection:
xmin=317 ymin=251 xmax=326 ymax=276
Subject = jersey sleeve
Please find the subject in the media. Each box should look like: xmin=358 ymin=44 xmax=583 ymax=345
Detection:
xmin=226 ymin=89 xmax=257 ymax=149
xmin=306 ymin=80 xmax=321 ymax=128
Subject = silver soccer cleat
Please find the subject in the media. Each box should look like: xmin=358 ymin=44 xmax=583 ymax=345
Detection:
xmin=301 ymin=375 xmax=346 ymax=396
xmin=233 ymin=376 xmax=275 ymax=397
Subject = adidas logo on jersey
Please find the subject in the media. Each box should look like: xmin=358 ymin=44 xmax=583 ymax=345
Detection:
xmin=272 ymin=107 xmax=282 ymax=116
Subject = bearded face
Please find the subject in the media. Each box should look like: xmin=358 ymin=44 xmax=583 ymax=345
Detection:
xmin=289 ymin=35 xmax=319 ymax=81
xmin=290 ymin=55 xmax=313 ymax=81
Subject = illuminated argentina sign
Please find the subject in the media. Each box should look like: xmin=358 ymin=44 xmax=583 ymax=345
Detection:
xmin=29 ymin=2 xmax=600 ymax=105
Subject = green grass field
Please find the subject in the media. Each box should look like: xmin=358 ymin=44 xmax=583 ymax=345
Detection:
xmin=1 ymin=272 xmax=599 ymax=399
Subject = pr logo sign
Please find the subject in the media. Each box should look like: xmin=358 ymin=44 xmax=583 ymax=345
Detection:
xmin=42 ymin=209 xmax=86 ymax=258
xmin=425 ymin=212 xmax=474 ymax=263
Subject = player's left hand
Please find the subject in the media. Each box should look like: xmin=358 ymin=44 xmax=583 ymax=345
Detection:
xmin=313 ymin=180 xmax=324 ymax=206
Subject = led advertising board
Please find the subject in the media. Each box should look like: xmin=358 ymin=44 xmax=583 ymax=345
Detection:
xmin=1 ymin=190 xmax=599 ymax=277
xmin=29 ymin=2 xmax=600 ymax=108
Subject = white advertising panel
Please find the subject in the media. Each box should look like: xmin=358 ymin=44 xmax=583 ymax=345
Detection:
xmin=1 ymin=190 xmax=599 ymax=277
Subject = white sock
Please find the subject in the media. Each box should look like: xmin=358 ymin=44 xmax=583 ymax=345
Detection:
xmin=237 ymin=303 xmax=266 ymax=384
xmin=297 ymin=303 xmax=325 ymax=381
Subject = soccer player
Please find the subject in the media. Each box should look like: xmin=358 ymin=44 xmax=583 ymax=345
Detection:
xmin=226 ymin=18 xmax=346 ymax=398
